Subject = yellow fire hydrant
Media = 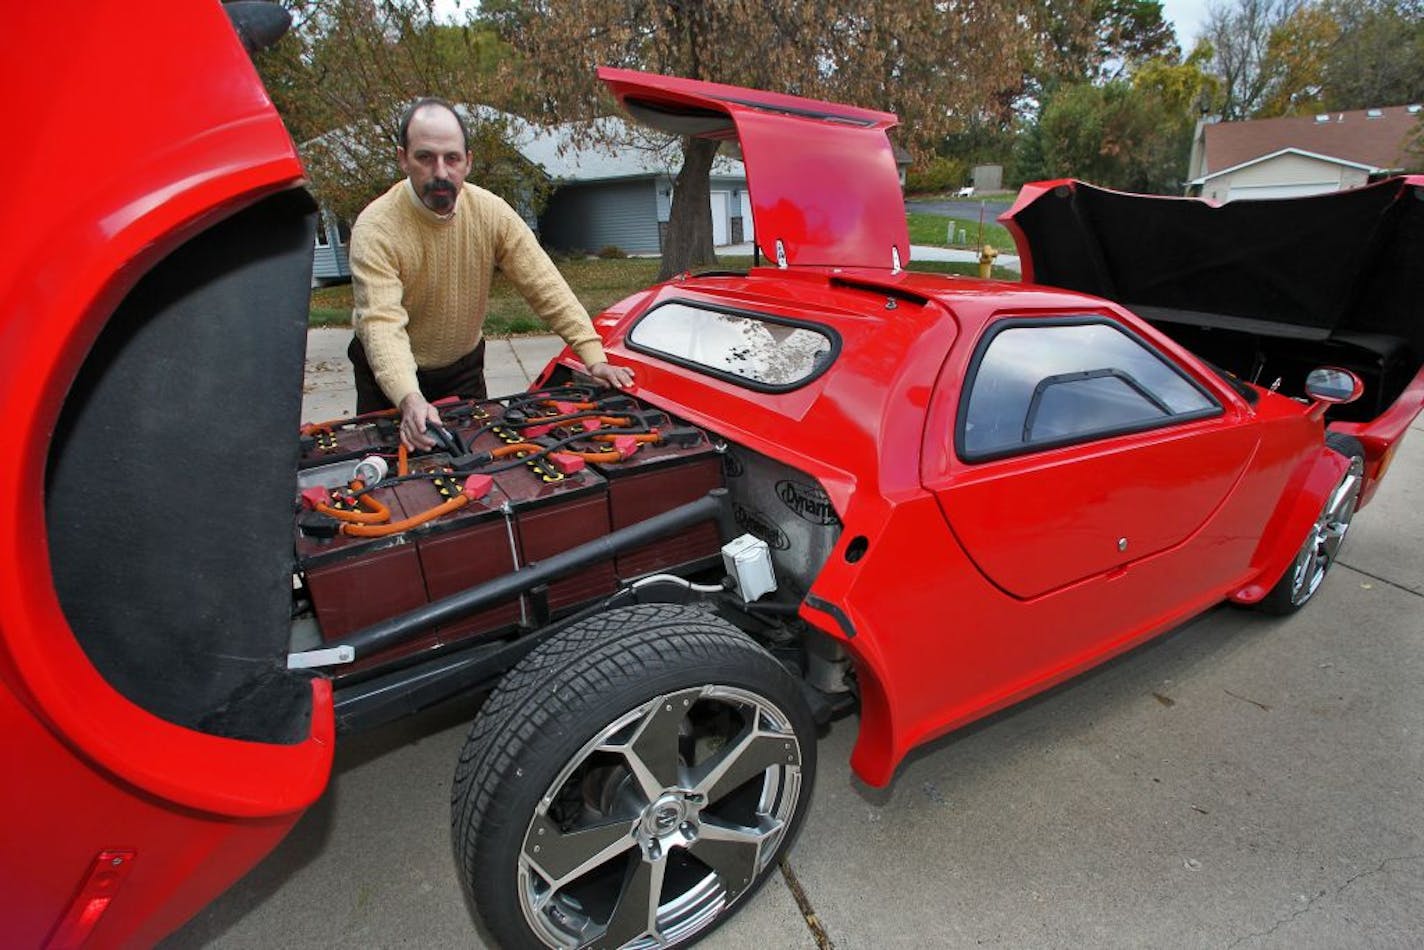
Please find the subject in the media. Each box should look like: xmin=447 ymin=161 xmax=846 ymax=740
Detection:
xmin=978 ymin=244 xmax=999 ymax=279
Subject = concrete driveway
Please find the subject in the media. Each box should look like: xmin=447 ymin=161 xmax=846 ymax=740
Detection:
xmin=167 ymin=332 xmax=1424 ymax=948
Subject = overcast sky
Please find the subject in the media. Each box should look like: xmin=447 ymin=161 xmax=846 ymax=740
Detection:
xmin=1162 ymin=0 xmax=1215 ymax=47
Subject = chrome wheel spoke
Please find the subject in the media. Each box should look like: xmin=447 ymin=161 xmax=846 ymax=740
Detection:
xmin=605 ymin=693 xmax=696 ymax=801
xmin=692 ymin=726 xmax=799 ymax=806
xmin=689 ymin=817 xmax=779 ymax=901
xmin=524 ymin=813 xmax=638 ymax=886
xmin=593 ymin=853 xmax=666 ymax=949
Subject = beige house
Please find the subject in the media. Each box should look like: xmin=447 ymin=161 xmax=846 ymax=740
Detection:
xmin=1186 ymin=105 xmax=1422 ymax=202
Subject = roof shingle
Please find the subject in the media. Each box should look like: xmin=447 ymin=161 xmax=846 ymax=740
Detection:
xmin=1203 ymin=105 xmax=1422 ymax=174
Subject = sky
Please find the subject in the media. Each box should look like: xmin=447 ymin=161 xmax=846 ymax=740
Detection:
xmin=1161 ymin=0 xmax=1214 ymax=48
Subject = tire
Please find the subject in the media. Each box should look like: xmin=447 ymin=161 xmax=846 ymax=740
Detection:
xmin=1258 ymin=433 xmax=1365 ymax=615
xmin=451 ymin=604 xmax=817 ymax=948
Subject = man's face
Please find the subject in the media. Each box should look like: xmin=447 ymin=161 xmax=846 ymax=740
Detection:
xmin=397 ymin=106 xmax=472 ymax=215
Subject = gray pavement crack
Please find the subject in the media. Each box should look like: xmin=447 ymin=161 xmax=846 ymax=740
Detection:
xmin=1337 ymin=561 xmax=1423 ymax=598
xmin=779 ymin=856 xmax=835 ymax=949
xmin=1226 ymin=854 xmax=1424 ymax=948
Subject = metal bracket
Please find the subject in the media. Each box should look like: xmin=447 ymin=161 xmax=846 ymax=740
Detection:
xmin=287 ymin=645 xmax=355 ymax=669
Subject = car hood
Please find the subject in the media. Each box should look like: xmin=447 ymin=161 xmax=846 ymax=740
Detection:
xmin=1001 ymin=177 xmax=1424 ymax=343
xmin=599 ymin=67 xmax=910 ymax=271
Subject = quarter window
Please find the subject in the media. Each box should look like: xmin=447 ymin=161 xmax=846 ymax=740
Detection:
xmin=960 ymin=320 xmax=1218 ymax=460
xmin=628 ymin=302 xmax=837 ymax=390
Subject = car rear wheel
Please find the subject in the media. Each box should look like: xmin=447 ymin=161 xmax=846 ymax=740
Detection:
xmin=451 ymin=603 xmax=816 ymax=948
xmin=1259 ymin=434 xmax=1365 ymax=615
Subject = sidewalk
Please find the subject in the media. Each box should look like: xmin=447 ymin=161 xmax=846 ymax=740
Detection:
xmin=300 ymin=329 xmax=565 ymax=422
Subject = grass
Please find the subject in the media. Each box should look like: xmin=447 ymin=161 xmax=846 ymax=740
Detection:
xmin=907 ymin=212 xmax=1015 ymax=250
xmin=310 ymin=245 xmax=1017 ymax=328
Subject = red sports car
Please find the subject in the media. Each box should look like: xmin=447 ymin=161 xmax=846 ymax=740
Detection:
xmin=4 ymin=4 xmax=1422 ymax=948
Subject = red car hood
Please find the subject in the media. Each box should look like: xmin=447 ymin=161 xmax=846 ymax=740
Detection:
xmin=599 ymin=67 xmax=910 ymax=271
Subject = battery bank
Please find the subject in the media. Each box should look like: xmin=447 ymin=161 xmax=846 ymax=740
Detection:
xmin=454 ymin=408 xmax=617 ymax=612
xmin=587 ymin=428 xmax=724 ymax=580
xmin=298 ymin=414 xmax=399 ymax=469
xmin=389 ymin=465 xmax=523 ymax=647
xmin=295 ymin=482 xmax=434 ymax=674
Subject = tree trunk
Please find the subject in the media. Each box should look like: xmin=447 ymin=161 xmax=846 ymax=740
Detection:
xmin=657 ymin=136 xmax=719 ymax=281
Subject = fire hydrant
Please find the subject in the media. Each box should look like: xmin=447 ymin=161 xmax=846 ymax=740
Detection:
xmin=978 ymin=244 xmax=999 ymax=279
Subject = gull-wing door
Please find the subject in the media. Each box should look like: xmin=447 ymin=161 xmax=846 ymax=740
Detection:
xmin=599 ymin=67 xmax=910 ymax=271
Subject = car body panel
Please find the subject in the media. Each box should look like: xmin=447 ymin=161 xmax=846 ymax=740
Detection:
xmin=597 ymin=67 xmax=910 ymax=270
xmin=1001 ymin=176 xmax=1424 ymax=505
xmin=2 ymin=3 xmax=332 ymax=945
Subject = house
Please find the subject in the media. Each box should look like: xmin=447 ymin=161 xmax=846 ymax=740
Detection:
xmin=512 ymin=115 xmax=753 ymax=255
xmin=1186 ymin=105 xmax=1423 ymax=202
xmin=311 ymin=213 xmax=350 ymax=282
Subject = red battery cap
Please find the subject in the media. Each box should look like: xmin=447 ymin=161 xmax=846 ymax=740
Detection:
xmin=613 ymin=435 xmax=639 ymax=458
xmin=461 ymin=474 xmax=494 ymax=500
xmin=549 ymin=452 xmax=586 ymax=474
xmin=300 ymin=486 xmax=332 ymax=510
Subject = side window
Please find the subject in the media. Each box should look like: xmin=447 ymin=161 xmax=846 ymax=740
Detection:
xmin=335 ymin=220 xmax=352 ymax=246
xmin=314 ymin=218 xmax=330 ymax=248
xmin=959 ymin=320 xmax=1219 ymax=460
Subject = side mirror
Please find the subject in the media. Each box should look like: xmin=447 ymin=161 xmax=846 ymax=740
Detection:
xmin=1303 ymin=366 xmax=1363 ymax=419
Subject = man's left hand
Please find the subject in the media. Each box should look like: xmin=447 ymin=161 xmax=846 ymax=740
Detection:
xmin=588 ymin=361 xmax=635 ymax=389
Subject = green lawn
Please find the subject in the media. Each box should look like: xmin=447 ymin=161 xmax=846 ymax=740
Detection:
xmin=311 ymin=248 xmax=1016 ymax=329
xmin=907 ymin=212 xmax=1015 ymax=250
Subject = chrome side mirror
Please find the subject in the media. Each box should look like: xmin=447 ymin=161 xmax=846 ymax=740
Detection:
xmin=1304 ymin=367 xmax=1363 ymax=405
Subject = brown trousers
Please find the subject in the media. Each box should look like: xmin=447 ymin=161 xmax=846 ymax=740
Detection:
xmin=347 ymin=336 xmax=488 ymax=413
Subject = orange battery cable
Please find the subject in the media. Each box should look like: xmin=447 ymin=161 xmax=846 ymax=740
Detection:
xmin=315 ymin=479 xmax=391 ymax=524
xmin=340 ymin=494 xmax=468 ymax=537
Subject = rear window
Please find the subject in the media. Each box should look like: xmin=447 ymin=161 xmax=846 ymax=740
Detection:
xmin=627 ymin=301 xmax=838 ymax=391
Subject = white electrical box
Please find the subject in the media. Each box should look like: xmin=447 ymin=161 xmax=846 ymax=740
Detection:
xmin=721 ymin=533 xmax=777 ymax=602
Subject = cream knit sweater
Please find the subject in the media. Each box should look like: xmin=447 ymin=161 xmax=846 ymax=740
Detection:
xmin=349 ymin=180 xmax=606 ymax=406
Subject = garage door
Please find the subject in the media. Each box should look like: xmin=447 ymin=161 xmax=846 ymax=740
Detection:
xmin=710 ymin=191 xmax=728 ymax=245
xmin=1226 ymin=181 xmax=1339 ymax=201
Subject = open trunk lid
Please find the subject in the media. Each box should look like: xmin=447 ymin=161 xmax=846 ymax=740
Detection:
xmin=598 ymin=67 xmax=910 ymax=271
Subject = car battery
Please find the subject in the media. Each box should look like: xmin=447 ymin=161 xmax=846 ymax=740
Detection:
xmin=451 ymin=406 xmax=617 ymax=613
xmin=586 ymin=424 xmax=724 ymax=581
xmin=498 ymin=394 xmax=724 ymax=581
xmin=388 ymin=462 xmax=524 ymax=647
xmin=295 ymin=480 xmax=433 ymax=675
xmin=298 ymin=413 xmax=400 ymax=469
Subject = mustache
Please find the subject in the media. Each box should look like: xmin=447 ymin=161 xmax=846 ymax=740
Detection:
xmin=423 ymin=179 xmax=458 ymax=196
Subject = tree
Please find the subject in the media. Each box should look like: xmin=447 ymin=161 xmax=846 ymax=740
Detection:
xmin=1014 ymin=77 xmax=1195 ymax=193
xmin=1253 ymin=3 xmax=1338 ymax=115
xmin=1319 ymin=0 xmax=1424 ymax=110
xmin=1034 ymin=0 xmax=1181 ymax=86
xmin=486 ymin=1 xmax=1038 ymax=278
xmin=254 ymin=0 xmax=547 ymax=225
xmin=1202 ymin=0 xmax=1304 ymax=119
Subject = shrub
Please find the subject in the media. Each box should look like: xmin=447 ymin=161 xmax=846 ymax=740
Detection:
xmin=905 ymin=155 xmax=968 ymax=195
xmin=597 ymin=245 xmax=628 ymax=259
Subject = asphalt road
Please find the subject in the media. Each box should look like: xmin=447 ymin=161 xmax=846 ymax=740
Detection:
xmin=167 ymin=337 xmax=1424 ymax=949
xmin=906 ymin=196 xmax=1014 ymax=220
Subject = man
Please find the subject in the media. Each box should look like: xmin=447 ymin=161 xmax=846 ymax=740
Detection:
xmin=348 ymin=97 xmax=634 ymax=450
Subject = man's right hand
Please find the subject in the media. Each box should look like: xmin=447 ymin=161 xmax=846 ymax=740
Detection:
xmin=398 ymin=392 xmax=442 ymax=450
